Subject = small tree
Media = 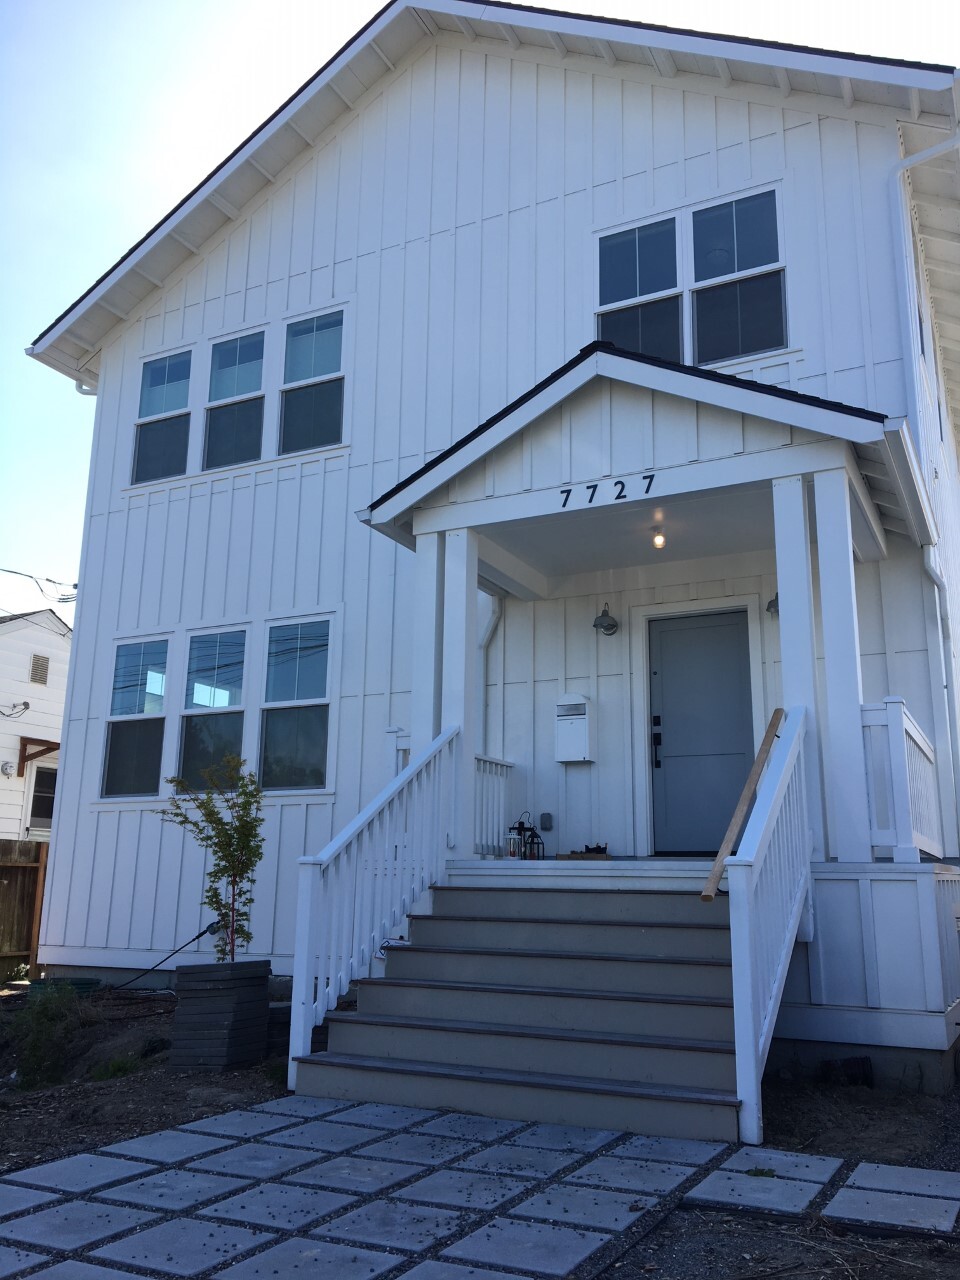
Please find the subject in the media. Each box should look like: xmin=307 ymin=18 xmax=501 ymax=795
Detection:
xmin=160 ymin=756 xmax=264 ymax=962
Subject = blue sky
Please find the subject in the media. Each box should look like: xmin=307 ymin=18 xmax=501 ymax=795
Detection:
xmin=3 ymin=0 xmax=957 ymax=624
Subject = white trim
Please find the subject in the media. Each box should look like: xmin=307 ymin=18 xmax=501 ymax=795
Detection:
xmin=775 ymin=1002 xmax=959 ymax=1051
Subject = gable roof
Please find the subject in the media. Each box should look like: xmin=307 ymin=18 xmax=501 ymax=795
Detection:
xmin=27 ymin=0 xmax=958 ymax=388
xmin=0 ymin=610 xmax=72 ymax=638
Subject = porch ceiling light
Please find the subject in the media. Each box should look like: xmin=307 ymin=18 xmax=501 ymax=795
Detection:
xmin=652 ymin=528 xmax=666 ymax=550
xmin=593 ymin=603 xmax=619 ymax=636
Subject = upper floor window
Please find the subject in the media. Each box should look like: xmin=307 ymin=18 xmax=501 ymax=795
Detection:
xmin=204 ymin=333 xmax=265 ymax=471
xmin=280 ymin=312 xmax=344 ymax=456
xmin=178 ymin=630 xmax=246 ymax=789
xmin=598 ymin=189 xmax=785 ymax=368
xmin=103 ymin=640 xmax=168 ymax=796
xmin=133 ymin=352 xmax=191 ymax=484
xmin=260 ymin=620 xmax=330 ymax=789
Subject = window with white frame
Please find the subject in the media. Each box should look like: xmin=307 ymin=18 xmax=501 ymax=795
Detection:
xmin=279 ymin=313 xmax=344 ymax=455
xmin=178 ymin=630 xmax=246 ymax=789
xmin=29 ymin=766 xmax=57 ymax=833
xmin=203 ymin=333 xmax=265 ymax=470
xmin=133 ymin=352 xmax=191 ymax=484
xmin=260 ymin=620 xmax=330 ymax=789
xmin=102 ymin=640 xmax=168 ymax=796
xmin=598 ymin=189 xmax=786 ymax=367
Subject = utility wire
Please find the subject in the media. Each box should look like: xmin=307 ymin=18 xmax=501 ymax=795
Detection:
xmin=0 ymin=568 xmax=77 ymax=604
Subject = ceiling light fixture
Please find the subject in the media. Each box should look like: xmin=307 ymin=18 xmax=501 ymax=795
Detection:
xmin=652 ymin=529 xmax=666 ymax=550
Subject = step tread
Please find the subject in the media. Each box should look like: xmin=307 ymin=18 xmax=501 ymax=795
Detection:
xmin=430 ymin=885 xmax=724 ymax=897
xmin=392 ymin=943 xmax=731 ymax=967
xmin=410 ymin=913 xmax=729 ymax=931
xmin=359 ymin=976 xmax=734 ymax=1008
xmin=297 ymin=1052 xmax=740 ymax=1107
xmin=326 ymin=1010 xmax=735 ymax=1053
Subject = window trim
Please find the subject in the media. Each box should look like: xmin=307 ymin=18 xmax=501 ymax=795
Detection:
xmin=278 ymin=308 xmax=347 ymax=458
xmin=177 ymin=627 xmax=248 ymax=790
xmin=101 ymin=635 xmax=171 ymax=798
xmin=595 ymin=183 xmax=787 ymax=369
xmin=258 ymin=610 xmax=339 ymax=795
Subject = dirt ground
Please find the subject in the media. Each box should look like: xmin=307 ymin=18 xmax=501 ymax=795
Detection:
xmin=3 ymin=983 xmax=960 ymax=1278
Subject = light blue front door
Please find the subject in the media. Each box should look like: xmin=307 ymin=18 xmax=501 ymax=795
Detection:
xmin=649 ymin=611 xmax=754 ymax=854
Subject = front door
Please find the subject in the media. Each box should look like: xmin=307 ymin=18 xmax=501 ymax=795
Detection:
xmin=648 ymin=611 xmax=753 ymax=854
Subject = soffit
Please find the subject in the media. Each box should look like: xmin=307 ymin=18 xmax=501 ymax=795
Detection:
xmin=29 ymin=0 xmax=958 ymax=387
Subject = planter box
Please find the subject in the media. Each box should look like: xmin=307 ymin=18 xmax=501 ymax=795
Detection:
xmin=171 ymin=959 xmax=270 ymax=1071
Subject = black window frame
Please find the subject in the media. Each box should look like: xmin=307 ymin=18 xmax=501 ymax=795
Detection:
xmin=132 ymin=351 xmax=192 ymax=486
xmin=259 ymin=618 xmax=332 ymax=792
xmin=177 ymin=629 xmax=247 ymax=791
xmin=202 ymin=331 xmax=266 ymax=472
xmin=102 ymin=638 xmax=169 ymax=798
xmin=279 ymin=311 xmax=345 ymax=457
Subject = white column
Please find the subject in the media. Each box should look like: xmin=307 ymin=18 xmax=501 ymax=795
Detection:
xmin=772 ymin=476 xmax=825 ymax=860
xmin=410 ymin=532 xmax=444 ymax=754
xmin=814 ymin=468 xmax=872 ymax=861
xmin=441 ymin=528 xmax=480 ymax=857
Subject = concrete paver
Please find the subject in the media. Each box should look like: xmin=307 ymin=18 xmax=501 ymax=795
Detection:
xmin=443 ymin=1215 xmax=610 ymax=1277
xmin=361 ymin=1133 xmax=481 ymax=1166
xmin=284 ymin=1155 xmax=426 ymax=1193
xmin=456 ymin=1145 xmax=581 ymax=1180
xmin=200 ymin=1182 xmax=356 ymax=1230
xmin=0 ymin=1184 xmax=60 ymax=1218
xmin=0 ymin=1244 xmax=46 ymax=1278
xmin=402 ymin=1264 xmax=537 ymax=1280
xmin=0 ymin=1200 xmax=157 ymax=1250
xmin=566 ymin=1155 xmax=691 ymax=1195
xmin=507 ymin=1124 xmax=620 ymax=1153
xmin=330 ymin=1103 xmax=438 ymax=1130
xmin=614 ymin=1135 xmax=727 ymax=1166
xmin=101 ymin=1129 xmax=234 ymax=1164
xmin=263 ymin=1119 xmax=385 ymax=1152
xmin=723 ymin=1146 xmax=842 ymax=1183
xmin=393 ymin=1168 xmax=529 ymax=1210
xmin=92 ymin=1218 xmax=274 ymax=1276
xmin=216 ymin=1237 xmax=397 ymax=1279
xmin=3 ymin=1154 xmax=155 ymax=1193
xmin=188 ymin=1141 xmax=317 ymax=1180
xmin=26 ymin=1264 xmax=135 ymax=1279
xmin=824 ymin=1186 xmax=960 ymax=1232
xmin=95 ymin=1168 xmax=252 ymax=1210
xmin=253 ymin=1096 xmax=352 ymax=1118
xmin=510 ymin=1184 xmax=653 ymax=1231
xmin=416 ymin=1114 xmax=525 ymax=1143
xmin=847 ymin=1162 xmax=960 ymax=1201
xmin=685 ymin=1169 xmax=823 ymax=1216
xmin=317 ymin=1198 xmax=469 ymax=1251
xmin=180 ymin=1110 xmax=301 ymax=1139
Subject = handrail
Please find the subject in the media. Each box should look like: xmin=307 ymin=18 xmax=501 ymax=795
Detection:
xmin=702 ymin=708 xmax=785 ymax=902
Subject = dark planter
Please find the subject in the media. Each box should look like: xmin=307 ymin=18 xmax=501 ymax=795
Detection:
xmin=170 ymin=959 xmax=270 ymax=1071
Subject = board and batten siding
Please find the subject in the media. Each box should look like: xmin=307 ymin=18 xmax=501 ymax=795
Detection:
xmin=42 ymin=33 xmax=933 ymax=969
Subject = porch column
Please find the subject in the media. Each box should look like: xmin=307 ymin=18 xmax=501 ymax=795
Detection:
xmin=441 ymin=528 xmax=479 ymax=857
xmin=410 ymin=532 xmax=444 ymax=754
xmin=813 ymin=468 xmax=872 ymax=861
xmin=772 ymin=476 xmax=825 ymax=860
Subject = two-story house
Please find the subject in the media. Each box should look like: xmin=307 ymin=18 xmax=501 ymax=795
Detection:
xmin=28 ymin=1 xmax=960 ymax=1142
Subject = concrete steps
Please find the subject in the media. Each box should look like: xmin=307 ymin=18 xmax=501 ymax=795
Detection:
xmin=295 ymin=881 xmax=741 ymax=1138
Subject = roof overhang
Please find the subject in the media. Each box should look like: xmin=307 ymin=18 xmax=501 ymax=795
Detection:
xmin=27 ymin=1 xmax=959 ymax=389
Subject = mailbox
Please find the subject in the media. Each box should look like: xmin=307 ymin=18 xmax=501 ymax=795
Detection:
xmin=556 ymin=695 xmax=596 ymax=762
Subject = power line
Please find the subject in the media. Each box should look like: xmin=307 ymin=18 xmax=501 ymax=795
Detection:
xmin=0 ymin=567 xmax=77 ymax=604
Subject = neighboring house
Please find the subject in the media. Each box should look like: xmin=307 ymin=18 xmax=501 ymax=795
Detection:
xmin=27 ymin=2 xmax=960 ymax=1140
xmin=0 ymin=610 xmax=70 ymax=843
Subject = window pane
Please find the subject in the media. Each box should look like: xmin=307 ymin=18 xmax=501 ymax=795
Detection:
xmin=599 ymin=305 xmax=641 ymax=353
xmin=295 ymin=622 xmax=329 ymax=700
xmin=279 ymin=380 xmax=343 ymax=455
xmin=30 ymin=767 xmax=57 ymax=829
xmin=735 ymin=191 xmax=778 ymax=272
xmin=133 ymin=414 xmax=189 ymax=484
xmin=694 ymin=279 xmax=740 ymax=364
xmin=186 ymin=631 xmax=245 ymax=709
xmin=265 ymin=621 xmax=329 ymax=703
xmin=639 ymin=295 xmax=683 ymax=363
xmin=737 ymin=270 xmax=786 ymax=357
xmin=203 ymin=398 xmax=263 ymax=470
xmin=693 ymin=201 xmax=735 ymax=281
xmin=284 ymin=312 xmax=343 ymax=383
xmin=179 ymin=712 xmax=244 ymax=791
xmin=103 ymin=719 xmax=164 ymax=796
xmin=112 ymin=641 xmax=167 ymax=716
xmin=260 ymin=705 xmax=328 ymax=790
xmin=636 ymin=218 xmax=677 ymax=296
xmin=139 ymin=352 xmax=191 ymax=418
xmin=209 ymin=333 xmax=264 ymax=401
xmin=598 ymin=230 xmax=637 ymax=306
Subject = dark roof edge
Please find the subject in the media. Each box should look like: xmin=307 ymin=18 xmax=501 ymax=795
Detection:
xmin=476 ymin=0 xmax=956 ymax=75
xmin=369 ymin=340 xmax=887 ymax=513
xmin=31 ymin=0 xmax=401 ymax=349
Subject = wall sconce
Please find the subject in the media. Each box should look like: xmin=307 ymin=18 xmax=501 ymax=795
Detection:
xmin=765 ymin=593 xmax=780 ymax=618
xmin=0 ymin=762 xmax=14 ymax=778
xmin=652 ymin=528 xmax=666 ymax=550
xmin=592 ymin=603 xmax=619 ymax=636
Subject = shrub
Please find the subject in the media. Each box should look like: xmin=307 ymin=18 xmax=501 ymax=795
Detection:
xmin=10 ymin=983 xmax=83 ymax=1087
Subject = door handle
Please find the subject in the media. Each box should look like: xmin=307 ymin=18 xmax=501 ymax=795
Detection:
xmin=652 ymin=731 xmax=662 ymax=769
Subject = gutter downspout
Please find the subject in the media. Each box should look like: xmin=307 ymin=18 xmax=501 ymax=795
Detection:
xmin=74 ymin=381 xmax=97 ymax=397
xmin=477 ymin=593 xmax=503 ymax=756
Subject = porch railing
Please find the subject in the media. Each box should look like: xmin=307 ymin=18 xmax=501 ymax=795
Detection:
xmin=725 ymin=706 xmax=812 ymax=1145
xmin=475 ymin=755 xmax=514 ymax=856
xmin=862 ymin=699 xmax=942 ymax=861
xmin=935 ymin=871 xmax=960 ymax=1010
xmin=289 ymin=727 xmax=459 ymax=1085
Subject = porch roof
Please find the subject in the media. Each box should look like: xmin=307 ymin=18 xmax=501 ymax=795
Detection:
xmin=361 ymin=344 xmax=935 ymax=569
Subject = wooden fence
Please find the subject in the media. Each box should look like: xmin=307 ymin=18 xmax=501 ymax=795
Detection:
xmin=0 ymin=840 xmax=48 ymax=980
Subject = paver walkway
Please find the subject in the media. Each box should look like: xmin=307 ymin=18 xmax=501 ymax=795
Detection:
xmin=1 ymin=1095 xmax=958 ymax=1279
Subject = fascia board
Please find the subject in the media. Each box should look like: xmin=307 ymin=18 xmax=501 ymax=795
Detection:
xmin=882 ymin=419 xmax=939 ymax=545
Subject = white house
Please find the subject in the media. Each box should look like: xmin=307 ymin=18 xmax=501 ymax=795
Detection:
xmin=0 ymin=610 xmax=70 ymax=843
xmin=27 ymin=2 xmax=960 ymax=1141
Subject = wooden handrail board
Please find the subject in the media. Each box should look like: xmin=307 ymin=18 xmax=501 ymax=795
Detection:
xmin=701 ymin=708 xmax=785 ymax=902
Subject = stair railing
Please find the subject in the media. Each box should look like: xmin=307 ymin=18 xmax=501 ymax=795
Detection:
xmin=289 ymin=727 xmax=459 ymax=1085
xmin=475 ymin=755 xmax=514 ymax=856
xmin=723 ymin=706 xmax=812 ymax=1143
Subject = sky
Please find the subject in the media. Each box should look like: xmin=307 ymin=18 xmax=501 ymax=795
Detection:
xmin=2 ymin=0 xmax=958 ymax=627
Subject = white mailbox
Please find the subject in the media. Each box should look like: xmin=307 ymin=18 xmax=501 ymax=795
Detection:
xmin=556 ymin=695 xmax=596 ymax=762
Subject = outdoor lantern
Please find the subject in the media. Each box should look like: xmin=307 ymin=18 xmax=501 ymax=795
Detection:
xmin=592 ymin=603 xmax=618 ymax=636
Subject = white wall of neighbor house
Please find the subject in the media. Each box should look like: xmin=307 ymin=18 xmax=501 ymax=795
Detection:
xmin=42 ymin=31 xmax=947 ymax=970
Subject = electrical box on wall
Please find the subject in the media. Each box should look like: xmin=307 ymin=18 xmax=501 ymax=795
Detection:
xmin=556 ymin=695 xmax=596 ymax=763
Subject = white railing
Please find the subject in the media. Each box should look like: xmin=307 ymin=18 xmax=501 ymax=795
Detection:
xmin=935 ymin=871 xmax=960 ymax=1011
xmin=862 ymin=698 xmax=942 ymax=861
xmin=726 ymin=706 xmax=812 ymax=1145
xmin=288 ymin=728 xmax=459 ymax=1084
xmin=475 ymin=756 xmax=513 ymax=856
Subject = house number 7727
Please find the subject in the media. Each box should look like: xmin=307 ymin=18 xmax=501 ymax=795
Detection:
xmin=559 ymin=475 xmax=654 ymax=508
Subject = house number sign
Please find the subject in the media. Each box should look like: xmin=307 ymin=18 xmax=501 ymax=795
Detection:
xmin=559 ymin=474 xmax=654 ymax=508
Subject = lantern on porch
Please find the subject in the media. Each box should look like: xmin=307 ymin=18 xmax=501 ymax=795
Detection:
xmin=507 ymin=811 xmax=545 ymax=860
